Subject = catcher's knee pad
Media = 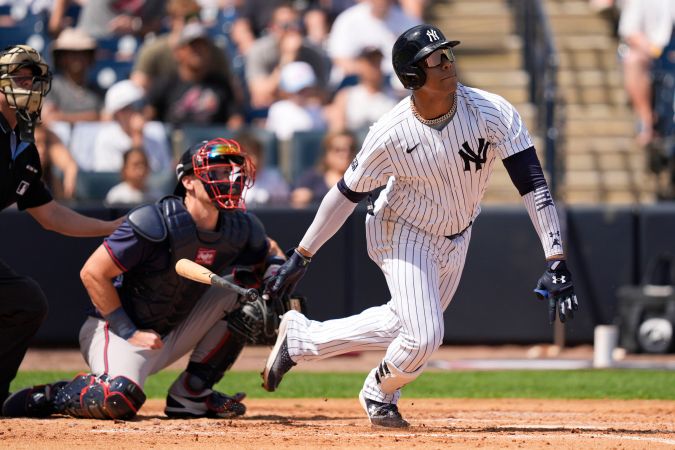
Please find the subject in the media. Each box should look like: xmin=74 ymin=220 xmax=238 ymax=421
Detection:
xmin=55 ymin=373 xmax=145 ymax=420
xmin=103 ymin=376 xmax=146 ymax=420
xmin=374 ymin=361 xmax=423 ymax=394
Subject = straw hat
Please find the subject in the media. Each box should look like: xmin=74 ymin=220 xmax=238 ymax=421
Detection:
xmin=53 ymin=28 xmax=96 ymax=52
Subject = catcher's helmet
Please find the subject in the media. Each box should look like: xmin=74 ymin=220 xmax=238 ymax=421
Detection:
xmin=174 ymin=138 xmax=256 ymax=210
xmin=392 ymin=25 xmax=459 ymax=90
xmin=0 ymin=45 xmax=52 ymax=119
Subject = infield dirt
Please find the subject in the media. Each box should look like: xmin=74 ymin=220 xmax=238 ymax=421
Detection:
xmin=4 ymin=346 xmax=675 ymax=449
xmin=1 ymin=398 xmax=675 ymax=449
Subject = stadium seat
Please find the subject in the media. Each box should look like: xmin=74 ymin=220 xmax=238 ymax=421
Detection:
xmin=289 ymin=130 xmax=326 ymax=180
xmin=148 ymin=170 xmax=178 ymax=197
xmin=0 ymin=14 xmax=48 ymax=54
xmin=95 ymin=34 xmax=140 ymax=62
xmin=88 ymin=60 xmax=134 ymax=90
xmin=74 ymin=171 xmax=120 ymax=202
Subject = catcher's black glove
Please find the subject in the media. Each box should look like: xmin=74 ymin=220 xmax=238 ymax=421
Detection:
xmin=534 ymin=259 xmax=579 ymax=323
xmin=264 ymin=248 xmax=311 ymax=301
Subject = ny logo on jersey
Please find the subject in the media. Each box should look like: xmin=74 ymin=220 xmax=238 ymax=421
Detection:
xmin=458 ymin=138 xmax=489 ymax=171
xmin=426 ymin=29 xmax=440 ymax=42
xmin=552 ymin=275 xmax=567 ymax=284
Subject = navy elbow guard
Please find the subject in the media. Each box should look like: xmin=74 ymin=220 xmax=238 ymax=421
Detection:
xmin=337 ymin=178 xmax=370 ymax=203
xmin=502 ymin=147 xmax=547 ymax=196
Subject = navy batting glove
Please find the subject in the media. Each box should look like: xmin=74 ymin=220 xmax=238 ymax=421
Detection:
xmin=263 ymin=249 xmax=311 ymax=300
xmin=534 ymin=259 xmax=579 ymax=324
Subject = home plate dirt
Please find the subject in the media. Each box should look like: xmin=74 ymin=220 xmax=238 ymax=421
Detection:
xmin=1 ymin=398 xmax=674 ymax=449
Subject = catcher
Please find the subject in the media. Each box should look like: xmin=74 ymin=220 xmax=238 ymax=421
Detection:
xmin=3 ymin=138 xmax=299 ymax=420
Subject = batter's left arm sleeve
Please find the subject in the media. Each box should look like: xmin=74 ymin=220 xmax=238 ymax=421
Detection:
xmin=298 ymin=184 xmax=359 ymax=255
xmin=503 ymin=147 xmax=564 ymax=259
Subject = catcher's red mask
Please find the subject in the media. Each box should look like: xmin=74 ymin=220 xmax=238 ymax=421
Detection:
xmin=191 ymin=138 xmax=256 ymax=210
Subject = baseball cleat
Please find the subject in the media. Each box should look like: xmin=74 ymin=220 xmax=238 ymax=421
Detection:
xmin=358 ymin=390 xmax=410 ymax=428
xmin=261 ymin=312 xmax=296 ymax=392
xmin=165 ymin=390 xmax=246 ymax=418
xmin=2 ymin=381 xmax=68 ymax=417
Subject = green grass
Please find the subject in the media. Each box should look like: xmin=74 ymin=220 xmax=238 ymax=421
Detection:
xmin=11 ymin=370 xmax=675 ymax=400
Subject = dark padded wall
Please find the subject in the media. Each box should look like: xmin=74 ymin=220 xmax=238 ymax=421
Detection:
xmin=0 ymin=205 xmax=646 ymax=346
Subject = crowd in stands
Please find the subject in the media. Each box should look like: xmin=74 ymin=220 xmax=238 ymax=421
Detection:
xmin=0 ymin=0 xmax=425 ymax=209
xmin=613 ymin=0 xmax=675 ymax=198
xmin=4 ymin=0 xmax=672 ymax=205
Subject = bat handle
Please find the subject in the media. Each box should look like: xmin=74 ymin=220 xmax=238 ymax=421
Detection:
xmin=210 ymin=274 xmax=259 ymax=301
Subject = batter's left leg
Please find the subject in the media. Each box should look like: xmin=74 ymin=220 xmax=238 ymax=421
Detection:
xmin=362 ymin=230 xmax=471 ymax=405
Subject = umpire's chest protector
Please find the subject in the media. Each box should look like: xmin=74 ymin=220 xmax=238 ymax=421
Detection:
xmin=121 ymin=196 xmax=256 ymax=335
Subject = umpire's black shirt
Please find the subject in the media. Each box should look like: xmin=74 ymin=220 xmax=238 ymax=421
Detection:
xmin=0 ymin=112 xmax=52 ymax=212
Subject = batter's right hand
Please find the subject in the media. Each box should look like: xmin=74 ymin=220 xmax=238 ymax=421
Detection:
xmin=263 ymin=248 xmax=311 ymax=300
xmin=128 ymin=330 xmax=163 ymax=349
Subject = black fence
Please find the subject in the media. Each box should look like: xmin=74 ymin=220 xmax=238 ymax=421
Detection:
xmin=3 ymin=203 xmax=674 ymax=347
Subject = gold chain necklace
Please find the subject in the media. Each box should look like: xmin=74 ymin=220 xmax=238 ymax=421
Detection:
xmin=410 ymin=93 xmax=457 ymax=126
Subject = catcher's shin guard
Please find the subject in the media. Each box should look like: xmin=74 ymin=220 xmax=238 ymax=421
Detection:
xmin=2 ymin=381 xmax=68 ymax=417
xmin=185 ymin=325 xmax=246 ymax=392
xmin=54 ymin=373 xmax=146 ymax=420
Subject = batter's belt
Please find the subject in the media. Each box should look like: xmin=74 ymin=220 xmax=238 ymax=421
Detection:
xmin=445 ymin=221 xmax=473 ymax=240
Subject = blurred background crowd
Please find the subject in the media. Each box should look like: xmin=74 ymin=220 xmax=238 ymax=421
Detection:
xmin=0 ymin=0 xmax=673 ymax=207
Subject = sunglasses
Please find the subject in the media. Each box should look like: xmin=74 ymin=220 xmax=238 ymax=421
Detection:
xmin=422 ymin=48 xmax=455 ymax=68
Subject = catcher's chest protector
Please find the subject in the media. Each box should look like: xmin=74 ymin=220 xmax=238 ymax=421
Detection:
xmin=121 ymin=196 xmax=252 ymax=335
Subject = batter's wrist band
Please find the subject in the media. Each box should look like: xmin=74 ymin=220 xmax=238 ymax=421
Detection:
xmin=105 ymin=307 xmax=138 ymax=340
xmin=294 ymin=248 xmax=312 ymax=264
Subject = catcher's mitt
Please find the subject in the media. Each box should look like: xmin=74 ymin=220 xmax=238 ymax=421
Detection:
xmin=227 ymin=293 xmax=306 ymax=345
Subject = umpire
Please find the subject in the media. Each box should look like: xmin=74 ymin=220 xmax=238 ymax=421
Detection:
xmin=0 ymin=45 xmax=122 ymax=408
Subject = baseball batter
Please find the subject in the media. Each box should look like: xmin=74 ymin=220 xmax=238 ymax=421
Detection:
xmin=262 ymin=24 xmax=579 ymax=428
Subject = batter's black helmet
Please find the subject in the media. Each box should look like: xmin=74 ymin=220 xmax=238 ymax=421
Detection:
xmin=392 ymin=25 xmax=460 ymax=90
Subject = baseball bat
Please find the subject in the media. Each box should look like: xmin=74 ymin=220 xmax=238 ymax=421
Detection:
xmin=175 ymin=258 xmax=259 ymax=302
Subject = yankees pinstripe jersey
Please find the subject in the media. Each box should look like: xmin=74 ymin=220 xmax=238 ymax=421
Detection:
xmin=343 ymin=82 xmax=533 ymax=237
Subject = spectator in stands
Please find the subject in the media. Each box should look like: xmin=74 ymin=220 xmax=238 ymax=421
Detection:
xmin=325 ymin=46 xmax=399 ymax=133
xmin=303 ymin=8 xmax=331 ymax=50
xmin=50 ymin=0 xmax=165 ymax=39
xmin=41 ymin=27 xmax=102 ymax=124
xmin=327 ymin=0 xmax=419 ymax=82
xmin=93 ymin=80 xmax=172 ymax=174
xmin=265 ymin=61 xmax=327 ymax=142
xmin=245 ymin=4 xmax=330 ymax=109
xmin=235 ymin=0 xmax=289 ymax=38
xmin=104 ymin=147 xmax=163 ymax=206
xmin=47 ymin=0 xmax=77 ymax=37
xmin=618 ymin=0 xmax=675 ymax=146
xmin=290 ymin=130 xmax=356 ymax=208
xmin=34 ymin=123 xmax=79 ymax=200
xmin=130 ymin=0 xmax=238 ymax=95
xmin=398 ymin=0 xmax=428 ymax=20
xmin=145 ymin=22 xmax=244 ymax=128
xmin=235 ymin=130 xmax=290 ymax=207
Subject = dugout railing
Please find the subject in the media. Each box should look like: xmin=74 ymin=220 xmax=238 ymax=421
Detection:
xmin=511 ymin=0 xmax=563 ymax=200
